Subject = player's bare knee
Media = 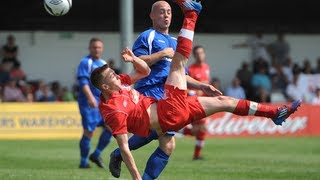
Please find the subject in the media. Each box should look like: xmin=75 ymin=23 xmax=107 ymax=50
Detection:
xmin=159 ymin=136 xmax=176 ymax=155
xmin=83 ymin=130 xmax=93 ymax=138
xmin=217 ymin=96 xmax=236 ymax=110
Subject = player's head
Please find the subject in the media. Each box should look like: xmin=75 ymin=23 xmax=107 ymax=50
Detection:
xmin=90 ymin=64 xmax=121 ymax=92
xmin=193 ymin=45 xmax=206 ymax=63
xmin=89 ymin=37 xmax=104 ymax=60
xmin=150 ymin=1 xmax=172 ymax=33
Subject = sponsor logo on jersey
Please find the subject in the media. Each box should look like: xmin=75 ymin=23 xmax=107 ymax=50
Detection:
xmin=162 ymin=89 xmax=169 ymax=100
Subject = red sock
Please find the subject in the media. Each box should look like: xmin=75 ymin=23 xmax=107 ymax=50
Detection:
xmin=176 ymin=11 xmax=198 ymax=59
xmin=233 ymin=100 xmax=278 ymax=118
xmin=183 ymin=126 xmax=193 ymax=136
xmin=193 ymin=130 xmax=206 ymax=159
xmin=194 ymin=145 xmax=202 ymax=159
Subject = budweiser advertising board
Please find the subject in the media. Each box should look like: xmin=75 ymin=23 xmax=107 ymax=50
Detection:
xmin=205 ymin=104 xmax=320 ymax=137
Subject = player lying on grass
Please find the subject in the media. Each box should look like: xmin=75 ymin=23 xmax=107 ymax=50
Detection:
xmin=90 ymin=0 xmax=301 ymax=179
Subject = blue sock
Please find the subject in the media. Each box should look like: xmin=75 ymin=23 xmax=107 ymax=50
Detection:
xmin=79 ymin=135 xmax=91 ymax=166
xmin=142 ymin=147 xmax=169 ymax=180
xmin=113 ymin=130 xmax=159 ymax=157
xmin=92 ymin=129 xmax=112 ymax=158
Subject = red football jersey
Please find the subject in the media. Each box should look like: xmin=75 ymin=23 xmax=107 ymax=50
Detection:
xmin=188 ymin=63 xmax=210 ymax=96
xmin=188 ymin=63 xmax=210 ymax=83
xmin=99 ymin=74 xmax=157 ymax=137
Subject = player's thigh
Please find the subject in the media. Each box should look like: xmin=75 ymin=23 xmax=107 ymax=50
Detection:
xmin=158 ymin=135 xmax=176 ymax=155
xmin=197 ymin=96 xmax=239 ymax=116
xmin=165 ymin=53 xmax=188 ymax=90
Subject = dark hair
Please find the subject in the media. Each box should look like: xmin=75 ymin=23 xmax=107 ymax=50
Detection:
xmin=13 ymin=61 xmax=21 ymax=68
xmin=89 ymin=37 xmax=103 ymax=46
xmin=90 ymin=64 xmax=109 ymax=90
xmin=192 ymin=45 xmax=205 ymax=55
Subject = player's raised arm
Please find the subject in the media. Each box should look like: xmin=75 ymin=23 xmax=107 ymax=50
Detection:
xmin=138 ymin=47 xmax=175 ymax=66
xmin=115 ymin=134 xmax=141 ymax=180
xmin=121 ymin=48 xmax=151 ymax=84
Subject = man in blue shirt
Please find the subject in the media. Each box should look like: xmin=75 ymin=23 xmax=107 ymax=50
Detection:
xmin=109 ymin=1 xmax=221 ymax=179
xmin=77 ymin=38 xmax=112 ymax=168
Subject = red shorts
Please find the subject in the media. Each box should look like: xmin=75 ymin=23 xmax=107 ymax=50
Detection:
xmin=157 ymin=85 xmax=206 ymax=133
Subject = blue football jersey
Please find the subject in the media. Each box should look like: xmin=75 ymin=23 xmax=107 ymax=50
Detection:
xmin=133 ymin=28 xmax=177 ymax=91
xmin=77 ymin=55 xmax=106 ymax=106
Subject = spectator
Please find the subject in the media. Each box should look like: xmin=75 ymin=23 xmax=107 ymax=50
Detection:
xmin=51 ymin=81 xmax=61 ymax=101
xmin=251 ymin=66 xmax=272 ymax=92
xmin=314 ymin=57 xmax=320 ymax=74
xmin=38 ymin=84 xmax=56 ymax=102
xmin=282 ymin=57 xmax=294 ymax=83
xmin=302 ymin=58 xmax=313 ymax=74
xmin=108 ymin=58 xmax=121 ymax=74
xmin=269 ymin=62 xmax=288 ymax=92
xmin=211 ymin=77 xmax=224 ymax=94
xmin=286 ymin=74 xmax=304 ymax=102
xmin=232 ymin=32 xmax=270 ymax=63
xmin=2 ymin=35 xmax=18 ymax=65
xmin=311 ymin=88 xmax=320 ymax=105
xmin=268 ymin=33 xmax=290 ymax=65
xmin=253 ymin=57 xmax=269 ymax=74
xmin=252 ymin=87 xmax=271 ymax=103
xmin=3 ymin=78 xmax=25 ymax=102
xmin=292 ymin=63 xmax=301 ymax=75
xmin=236 ymin=62 xmax=252 ymax=98
xmin=72 ymin=79 xmax=79 ymax=100
xmin=0 ymin=62 xmax=10 ymax=85
xmin=225 ymin=77 xmax=246 ymax=99
xmin=35 ymin=81 xmax=56 ymax=102
xmin=61 ymin=87 xmax=75 ymax=101
xmin=10 ymin=61 xmax=26 ymax=81
xmin=188 ymin=45 xmax=210 ymax=96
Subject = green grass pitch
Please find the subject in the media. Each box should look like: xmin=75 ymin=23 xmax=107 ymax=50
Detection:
xmin=0 ymin=137 xmax=319 ymax=180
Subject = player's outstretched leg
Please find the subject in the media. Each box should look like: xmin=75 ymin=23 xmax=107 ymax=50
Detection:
xmin=196 ymin=96 xmax=302 ymax=125
xmin=165 ymin=0 xmax=202 ymax=90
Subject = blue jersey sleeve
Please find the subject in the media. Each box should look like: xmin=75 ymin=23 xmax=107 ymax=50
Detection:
xmin=132 ymin=33 xmax=149 ymax=57
xmin=78 ymin=77 xmax=90 ymax=89
xmin=77 ymin=60 xmax=90 ymax=88
xmin=77 ymin=60 xmax=89 ymax=79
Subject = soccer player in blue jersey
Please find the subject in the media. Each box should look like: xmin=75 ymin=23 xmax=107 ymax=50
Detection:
xmin=109 ymin=1 xmax=222 ymax=179
xmin=77 ymin=38 xmax=112 ymax=168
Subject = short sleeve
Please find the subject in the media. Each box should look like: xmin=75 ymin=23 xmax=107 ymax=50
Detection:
xmin=77 ymin=60 xmax=89 ymax=79
xmin=119 ymin=74 xmax=132 ymax=85
xmin=132 ymin=33 xmax=149 ymax=57
xmin=104 ymin=112 xmax=128 ymax=135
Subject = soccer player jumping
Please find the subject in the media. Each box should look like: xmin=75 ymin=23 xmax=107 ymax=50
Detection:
xmin=90 ymin=0 xmax=301 ymax=179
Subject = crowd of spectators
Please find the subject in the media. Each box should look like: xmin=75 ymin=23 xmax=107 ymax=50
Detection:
xmin=221 ymin=33 xmax=320 ymax=104
xmin=1 ymin=34 xmax=319 ymax=104
xmin=0 ymin=35 xmax=75 ymax=103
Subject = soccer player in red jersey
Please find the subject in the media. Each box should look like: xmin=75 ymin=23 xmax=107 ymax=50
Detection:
xmin=184 ymin=45 xmax=211 ymax=160
xmin=91 ymin=0 xmax=301 ymax=179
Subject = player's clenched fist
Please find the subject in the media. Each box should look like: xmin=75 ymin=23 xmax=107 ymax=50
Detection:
xmin=162 ymin=48 xmax=175 ymax=58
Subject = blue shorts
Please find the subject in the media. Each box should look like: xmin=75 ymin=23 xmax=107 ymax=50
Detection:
xmin=79 ymin=105 xmax=104 ymax=132
xmin=137 ymin=85 xmax=164 ymax=101
xmin=137 ymin=85 xmax=175 ymax=136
